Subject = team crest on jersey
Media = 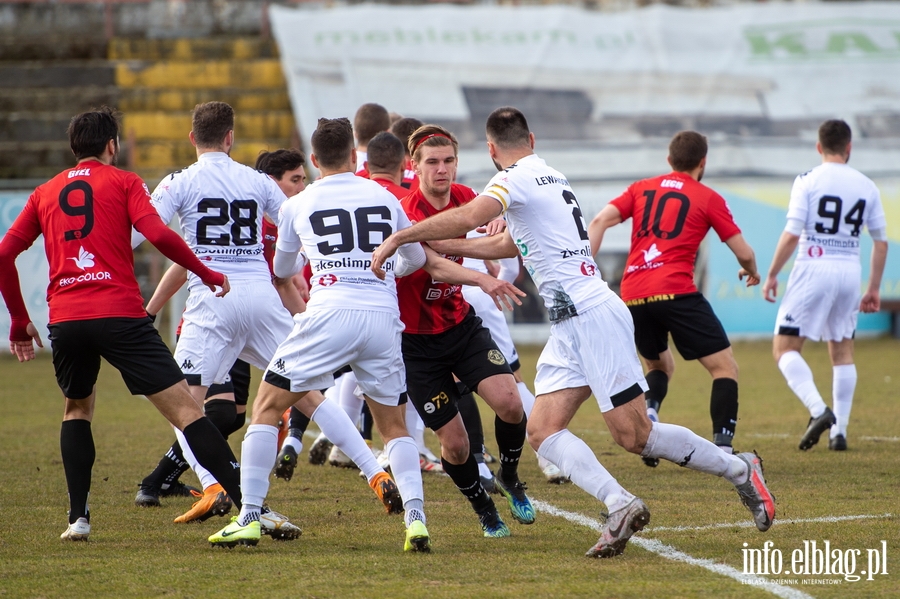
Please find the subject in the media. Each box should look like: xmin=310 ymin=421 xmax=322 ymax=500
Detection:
xmin=487 ymin=349 xmax=506 ymax=365
xmin=808 ymin=246 xmax=824 ymax=258
xmin=318 ymin=274 xmax=338 ymax=286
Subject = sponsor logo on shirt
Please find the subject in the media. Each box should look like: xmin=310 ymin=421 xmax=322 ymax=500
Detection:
xmin=312 ymin=257 xmax=393 ymax=272
xmin=560 ymin=246 xmax=592 ymax=258
xmin=318 ymin=274 xmax=337 ymax=286
xmin=515 ymin=238 xmax=528 ymax=256
xmin=425 ymin=284 xmax=461 ymax=300
xmin=642 ymin=243 xmax=662 ymax=263
xmin=808 ymin=246 xmax=824 ymax=258
xmin=580 ymin=261 xmax=597 ymax=276
xmin=69 ymin=246 xmax=95 ymax=270
xmin=660 ymin=179 xmax=683 ymax=189
xmin=59 ymin=246 xmax=113 ymax=287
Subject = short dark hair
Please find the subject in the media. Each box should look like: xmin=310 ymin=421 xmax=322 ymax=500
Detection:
xmin=255 ymin=148 xmax=306 ymax=179
xmin=311 ymin=117 xmax=354 ymax=169
xmin=354 ymin=103 xmax=391 ymax=147
xmin=390 ymin=117 xmax=424 ymax=155
xmin=485 ymin=107 xmax=531 ymax=149
xmin=409 ymin=124 xmax=458 ymax=162
xmin=192 ymin=101 xmax=234 ymax=148
xmin=68 ymin=106 xmax=120 ymax=160
xmin=668 ymin=131 xmax=707 ymax=172
xmin=818 ymin=119 xmax=852 ymax=155
xmin=366 ymin=132 xmax=405 ymax=174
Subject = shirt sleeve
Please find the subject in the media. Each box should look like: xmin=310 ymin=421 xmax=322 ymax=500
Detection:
xmin=608 ymin=186 xmax=635 ymax=220
xmin=4 ymin=192 xmax=42 ymax=245
xmin=275 ymin=200 xmax=301 ymax=253
xmin=262 ymin=174 xmax=287 ymax=222
xmin=482 ymin=172 xmax=515 ymax=213
xmin=149 ymin=177 xmax=181 ymax=227
xmin=708 ymin=192 xmax=742 ymax=242
xmin=865 ymin=186 xmax=887 ymax=234
xmin=785 ymin=174 xmax=810 ymax=224
xmin=125 ymin=173 xmax=158 ymax=225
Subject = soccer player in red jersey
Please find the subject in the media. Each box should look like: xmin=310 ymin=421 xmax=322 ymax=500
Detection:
xmin=0 ymin=107 xmax=244 ymax=541
xmin=354 ymin=102 xmax=391 ymax=174
xmin=396 ymin=125 xmax=535 ymax=537
xmin=589 ymin=131 xmax=760 ymax=464
xmin=390 ymin=117 xmax=423 ymax=191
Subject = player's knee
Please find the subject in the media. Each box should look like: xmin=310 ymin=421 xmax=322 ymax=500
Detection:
xmin=441 ymin=437 xmax=470 ymax=464
xmin=610 ymin=425 xmax=648 ymax=455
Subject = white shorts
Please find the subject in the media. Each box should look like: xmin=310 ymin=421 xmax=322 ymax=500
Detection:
xmin=265 ymin=308 xmax=406 ymax=406
xmin=175 ymin=282 xmax=293 ymax=386
xmin=775 ymin=261 xmax=861 ymax=342
xmin=535 ymin=298 xmax=647 ymax=413
xmin=462 ymin=286 xmax=519 ymax=368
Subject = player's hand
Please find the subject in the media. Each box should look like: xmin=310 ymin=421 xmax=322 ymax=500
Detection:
xmin=206 ymin=274 xmax=230 ymax=298
xmin=762 ymin=275 xmax=778 ymax=303
xmin=476 ymin=274 xmax=526 ymax=311
xmin=9 ymin=322 xmax=43 ymax=363
xmin=371 ymin=236 xmax=400 ymax=280
xmin=860 ymin=291 xmax=881 ymax=313
xmin=476 ymin=217 xmax=506 ymax=236
xmin=738 ymin=269 xmax=760 ymax=287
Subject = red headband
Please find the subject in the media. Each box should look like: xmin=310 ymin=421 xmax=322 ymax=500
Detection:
xmin=413 ymin=132 xmax=452 ymax=152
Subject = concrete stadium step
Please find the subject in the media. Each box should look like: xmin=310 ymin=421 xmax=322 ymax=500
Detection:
xmin=0 ymin=113 xmax=78 ymax=143
xmin=0 ymin=87 xmax=119 ymax=113
xmin=131 ymin=140 xmax=293 ymax=171
xmin=0 ymin=141 xmax=73 ymax=179
xmin=0 ymin=37 xmax=109 ymax=61
xmin=0 ymin=62 xmax=115 ymax=88
xmin=116 ymin=60 xmax=284 ymax=89
xmin=122 ymin=111 xmax=295 ymax=141
xmin=109 ymin=37 xmax=279 ymax=61
xmin=119 ymin=88 xmax=289 ymax=112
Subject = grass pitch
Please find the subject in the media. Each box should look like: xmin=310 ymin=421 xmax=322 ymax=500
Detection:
xmin=0 ymin=339 xmax=897 ymax=598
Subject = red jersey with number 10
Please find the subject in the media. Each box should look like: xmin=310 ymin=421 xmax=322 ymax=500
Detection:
xmin=5 ymin=161 xmax=159 ymax=323
xmin=610 ymin=172 xmax=741 ymax=301
xmin=398 ymin=184 xmax=475 ymax=334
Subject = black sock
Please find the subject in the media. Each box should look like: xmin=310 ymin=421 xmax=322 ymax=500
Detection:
xmin=142 ymin=441 xmax=188 ymax=491
xmin=182 ymin=417 xmax=242 ymax=509
xmin=360 ymin=402 xmax=373 ymax=442
xmin=457 ymin=392 xmax=485 ymax=461
xmin=204 ymin=399 xmax=238 ymax=439
xmin=60 ymin=420 xmax=94 ymax=524
xmin=645 ymin=369 xmax=669 ymax=413
xmin=710 ymin=378 xmax=738 ymax=447
xmin=288 ymin=406 xmax=309 ymax=437
xmin=494 ymin=414 xmax=526 ymax=481
xmin=441 ymin=454 xmax=493 ymax=513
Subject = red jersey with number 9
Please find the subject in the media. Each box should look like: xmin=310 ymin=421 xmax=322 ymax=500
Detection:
xmin=397 ymin=184 xmax=475 ymax=334
xmin=5 ymin=161 xmax=159 ymax=323
xmin=610 ymin=172 xmax=741 ymax=301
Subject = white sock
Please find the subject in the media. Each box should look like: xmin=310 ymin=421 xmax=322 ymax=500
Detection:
xmin=538 ymin=429 xmax=633 ymax=513
xmin=407 ymin=402 xmax=428 ymax=454
xmin=240 ymin=424 xmax=278 ymax=509
xmin=643 ymin=421 xmax=747 ymax=484
xmin=283 ymin=436 xmax=303 ymax=453
xmin=517 ymin=381 xmax=536 ymax=417
xmin=337 ymin=372 xmax=365 ymax=425
xmin=174 ymin=426 xmax=218 ymax=490
xmin=311 ymin=400 xmax=381 ymax=480
xmin=385 ymin=436 xmax=426 ymax=526
xmin=778 ymin=351 xmax=827 ymax=418
xmin=831 ymin=364 xmax=857 ymax=438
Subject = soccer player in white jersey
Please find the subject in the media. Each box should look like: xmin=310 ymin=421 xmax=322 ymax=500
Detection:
xmin=208 ymin=117 xmax=433 ymax=551
xmin=372 ymin=107 xmax=776 ymax=557
xmin=763 ymin=120 xmax=887 ymax=452
xmin=140 ymin=104 xmax=399 ymax=536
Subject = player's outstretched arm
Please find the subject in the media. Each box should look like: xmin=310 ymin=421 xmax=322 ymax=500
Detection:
xmin=427 ymin=230 xmax=519 ymax=261
xmin=763 ymin=231 xmax=800 ymax=302
xmin=861 ymin=239 xmax=888 ymax=313
xmin=724 ymin=234 xmax=761 ymax=287
xmin=272 ymin=247 xmax=309 ymax=280
xmin=145 ymin=263 xmax=188 ymax=316
xmin=371 ymin=195 xmax=503 ymax=278
xmin=273 ymin=275 xmax=306 ymax=316
xmin=421 ymin=246 xmax=525 ymax=311
xmin=0 ymin=234 xmax=44 ymax=361
xmin=588 ymin=204 xmax=623 ymax=256
xmin=133 ymin=214 xmax=228 ymax=297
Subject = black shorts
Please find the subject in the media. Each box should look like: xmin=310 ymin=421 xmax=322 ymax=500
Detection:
xmin=206 ymin=359 xmax=252 ymax=406
xmin=49 ymin=316 xmax=185 ymax=400
xmin=626 ymin=293 xmax=730 ymax=361
xmin=402 ymin=308 xmax=513 ymax=431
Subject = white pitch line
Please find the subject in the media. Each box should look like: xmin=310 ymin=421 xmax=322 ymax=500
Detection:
xmin=532 ymin=499 xmax=815 ymax=599
xmin=646 ymin=512 xmax=893 ymax=533
xmin=859 ymin=436 xmax=900 ymax=442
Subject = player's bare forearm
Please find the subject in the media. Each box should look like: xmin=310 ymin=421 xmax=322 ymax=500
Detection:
xmin=762 ymin=231 xmax=799 ymax=301
xmin=273 ymin=275 xmax=306 ymax=316
xmin=867 ymin=240 xmax=888 ymax=294
xmin=588 ymin=205 xmax=623 ymax=256
xmin=421 ymin=246 xmax=524 ymax=310
xmin=427 ymin=232 xmax=518 ymax=260
xmin=145 ymin=263 xmax=188 ymax=316
xmin=725 ymin=234 xmax=760 ymax=286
